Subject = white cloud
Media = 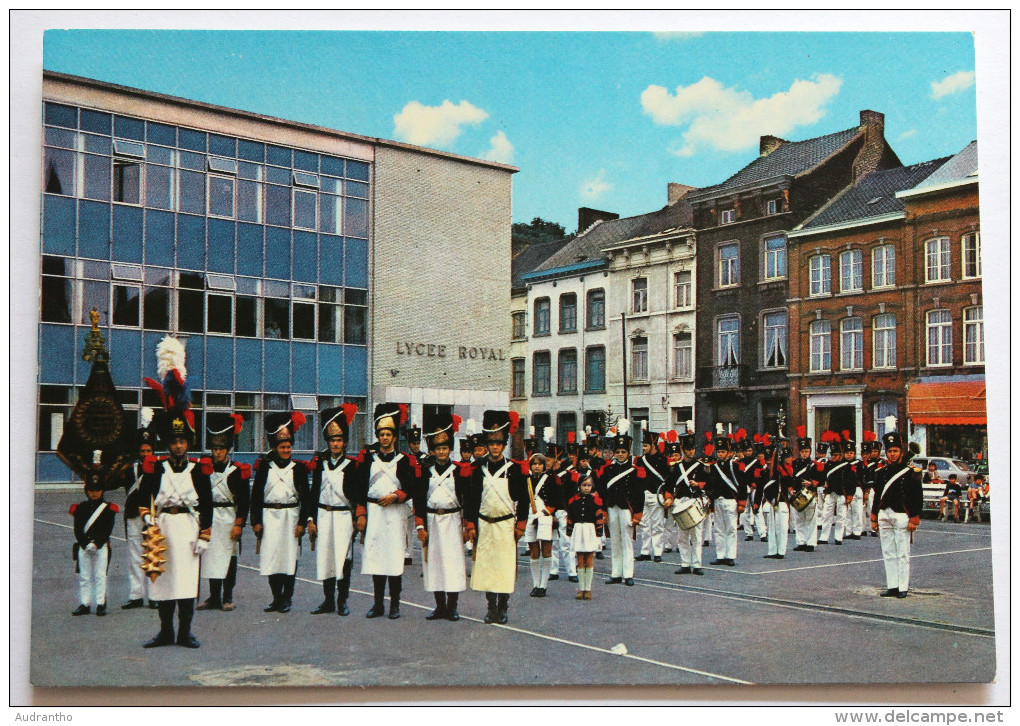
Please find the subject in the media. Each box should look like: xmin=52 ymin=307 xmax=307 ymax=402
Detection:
xmin=482 ymin=130 xmax=514 ymax=164
xmin=930 ymin=70 xmax=975 ymax=100
xmin=640 ymin=74 xmax=843 ymax=156
xmin=899 ymin=129 xmax=917 ymax=140
xmin=393 ymin=99 xmax=489 ymax=147
xmin=581 ymin=169 xmax=612 ymax=201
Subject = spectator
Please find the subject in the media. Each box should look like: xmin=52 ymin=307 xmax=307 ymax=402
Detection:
xmin=966 ymin=474 xmax=987 ymax=523
xmin=922 ymin=461 xmax=941 ymax=486
xmin=938 ymin=474 xmax=963 ymax=522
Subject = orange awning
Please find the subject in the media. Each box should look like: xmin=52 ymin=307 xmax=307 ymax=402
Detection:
xmin=907 ymin=381 xmax=987 ymax=425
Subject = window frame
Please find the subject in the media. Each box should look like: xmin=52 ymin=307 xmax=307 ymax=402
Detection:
xmin=809 ymin=319 xmax=832 ymax=373
xmin=925 ymin=308 xmax=953 ymax=367
xmin=809 ymin=254 xmax=832 ymax=297
xmin=872 ymin=313 xmax=897 ymax=370
xmin=761 ymin=310 xmax=788 ymax=369
xmin=716 ymin=315 xmax=740 ymax=367
xmin=511 ymin=357 xmax=526 ymax=398
xmin=963 ymin=305 xmax=984 ymax=365
xmin=925 ymin=236 xmax=952 ymax=283
xmin=532 ymin=350 xmax=551 ymax=396
xmin=511 ymin=311 xmax=527 ymax=341
xmin=559 ymin=292 xmax=578 ymax=333
xmin=630 ymin=336 xmax=649 ymax=381
xmin=672 ymin=331 xmax=693 ymax=380
xmin=557 ymin=348 xmax=578 ymax=394
xmin=839 ymin=249 xmax=864 ymax=293
xmin=631 ymin=277 xmax=649 ymax=314
xmin=533 ymin=297 xmax=551 ymax=336
xmin=962 ymin=232 xmax=982 ymax=279
xmin=585 ymin=345 xmax=606 ymax=393
xmin=871 ymin=244 xmax=896 ymax=289
xmin=586 ymin=288 xmax=606 ymax=330
xmin=673 ymin=270 xmax=692 ymax=308
xmin=717 ymin=242 xmax=740 ymax=288
xmin=763 ymin=235 xmax=787 ymax=281
xmin=720 ymin=208 xmax=737 ymax=224
xmin=839 ymin=316 xmax=864 ymax=371
xmin=207 ymin=173 xmax=236 ymax=219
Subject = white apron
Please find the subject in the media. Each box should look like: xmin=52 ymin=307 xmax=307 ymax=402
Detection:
xmin=259 ymin=461 xmax=301 ymax=576
xmin=149 ymin=461 xmax=201 ymax=601
xmin=524 ymin=474 xmax=554 ymax=542
xmin=202 ymin=464 xmax=238 ymax=579
xmin=423 ymin=463 xmax=467 ymax=593
xmin=316 ymin=458 xmax=355 ymax=580
xmin=471 ymin=460 xmax=517 ymax=594
xmin=361 ymin=454 xmax=408 ymax=577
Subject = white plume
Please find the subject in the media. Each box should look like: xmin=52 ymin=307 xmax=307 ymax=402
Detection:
xmin=543 ymin=427 xmax=554 ymax=442
xmin=140 ymin=407 xmax=154 ymax=428
xmin=617 ymin=418 xmax=631 ymax=436
xmin=465 ymin=418 xmax=477 ymax=436
xmin=529 ymin=426 xmax=535 ymax=438
xmin=156 ymin=335 xmax=187 ymax=381
xmin=585 ymin=425 xmax=592 ymax=435
xmin=686 ymin=419 xmax=694 ymax=434
xmin=716 ymin=422 xmax=725 ymax=435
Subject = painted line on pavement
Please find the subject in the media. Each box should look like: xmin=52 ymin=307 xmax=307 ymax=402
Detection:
xmin=36 ymin=517 xmax=751 ymax=685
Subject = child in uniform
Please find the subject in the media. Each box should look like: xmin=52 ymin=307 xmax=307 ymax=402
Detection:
xmin=566 ymin=475 xmax=605 ymax=599
xmin=71 ymin=471 xmax=120 ymax=616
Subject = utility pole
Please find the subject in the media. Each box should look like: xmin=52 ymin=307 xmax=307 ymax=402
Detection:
xmin=621 ymin=311 xmax=629 ymax=420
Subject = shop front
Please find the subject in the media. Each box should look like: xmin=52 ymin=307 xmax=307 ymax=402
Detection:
xmin=906 ymin=376 xmax=987 ymax=459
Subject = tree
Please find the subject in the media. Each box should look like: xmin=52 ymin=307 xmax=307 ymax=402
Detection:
xmin=512 ymin=217 xmax=568 ymax=248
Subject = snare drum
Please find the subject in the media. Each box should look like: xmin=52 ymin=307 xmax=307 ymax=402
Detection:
xmin=672 ymin=498 xmax=707 ymax=531
xmin=791 ymin=487 xmax=816 ymax=512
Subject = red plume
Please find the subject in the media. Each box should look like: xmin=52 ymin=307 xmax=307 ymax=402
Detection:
xmin=735 ymin=428 xmax=747 ymax=442
xmin=704 ymin=444 xmax=715 ymax=457
xmin=340 ymin=403 xmax=358 ymax=426
xmin=291 ymin=412 xmax=306 ymax=433
xmin=143 ymin=377 xmax=167 ymax=408
xmin=230 ymin=414 xmax=244 ymax=435
xmin=863 ymin=430 xmax=877 ymax=443
xmin=705 ymin=431 xmax=713 ymax=441
xmin=842 ymin=429 xmax=851 ymax=442
xmin=666 ymin=430 xmax=678 ymax=443
xmin=183 ymin=409 xmax=195 ymax=430
xmin=508 ymin=411 xmax=520 ymax=435
xmin=452 ymin=415 xmax=462 ymax=433
xmin=397 ymin=404 xmax=409 ymax=425
xmin=763 ymin=434 xmax=772 ymax=446
xmin=658 ymin=440 xmax=666 ymax=454
xmin=567 ymin=431 xmax=575 ymax=444
xmin=796 ymin=425 xmax=806 ymax=439
xmin=753 ymin=433 xmax=762 ymax=444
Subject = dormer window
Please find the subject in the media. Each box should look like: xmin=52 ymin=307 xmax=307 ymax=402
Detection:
xmin=765 ymin=198 xmax=780 ymax=215
xmin=720 ymin=208 xmax=737 ymax=224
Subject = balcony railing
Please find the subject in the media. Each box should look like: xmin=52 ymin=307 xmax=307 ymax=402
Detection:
xmin=697 ymin=364 xmax=748 ymax=390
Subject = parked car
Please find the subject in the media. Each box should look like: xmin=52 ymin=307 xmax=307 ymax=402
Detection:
xmin=911 ymin=456 xmax=988 ymax=516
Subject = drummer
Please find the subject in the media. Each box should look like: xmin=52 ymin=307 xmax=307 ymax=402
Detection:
xmin=662 ymin=431 xmax=707 ymax=575
xmin=791 ymin=426 xmax=820 ymax=553
xmin=758 ymin=443 xmax=795 ymax=559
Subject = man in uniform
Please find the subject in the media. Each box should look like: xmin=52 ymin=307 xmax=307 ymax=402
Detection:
xmin=71 ymin=471 xmax=120 ymax=616
xmin=594 ymin=420 xmax=647 ymax=586
xmin=819 ymin=432 xmax=858 ymax=546
xmin=197 ymin=412 xmax=250 ymax=611
xmin=758 ymin=441 xmax=794 ymax=559
xmin=636 ymin=428 xmax=669 ymax=563
xmin=860 ymin=432 xmax=882 ymax=536
xmin=403 ymin=423 xmax=427 ymax=565
xmin=250 ymin=411 xmax=310 ymax=614
xmin=791 ymin=427 xmax=820 ymax=552
xmin=703 ymin=430 xmax=747 ymax=566
xmin=552 ymin=433 xmax=580 ymax=582
xmin=119 ymin=408 xmax=159 ymax=609
xmin=871 ymin=431 xmax=923 ymax=598
xmin=308 ymin=405 xmax=359 ymax=616
xmin=349 ymin=403 xmax=421 ymax=620
xmin=463 ymin=410 xmax=528 ymax=624
xmin=662 ymin=431 xmax=707 ymax=575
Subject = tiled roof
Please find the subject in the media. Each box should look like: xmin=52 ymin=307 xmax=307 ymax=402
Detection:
xmin=692 ymin=127 xmax=862 ymax=198
xmin=511 ymin=236 xmax=574 ymax=289
xmin=532 ymin=200 xmax=693 ymax=275
xmin=911 ymin=140 xmax=977 ymax=189
xmin=799 ymin=157 xmax=950 ymax=230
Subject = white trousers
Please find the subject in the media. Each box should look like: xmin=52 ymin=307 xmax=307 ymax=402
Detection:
xmin=639 ymin=492 xmax=666 ymax=557
xmin=607 ymin=507 xmax=635 ymax=578
xmin=702 ymin=509 xmax=714 ymax=545
xmin=878 ymin=509 xmax=911 ymax=591
xmin=765 ymin=503 xmax=789 ymax=556
xmin=676 ymin=498 xmax=703 ymax=567
xmin=713 ymin=498 xmax=738 ymax=560
xmin=793 ymin=501 xmax=819 ymax=546
xmin=861 ymin=490 xmax=874 ymax=533
xmin=819 ymin=492 xmax=847 ymax=542
xmin=77 ymin=544 xmax=109 ymax=607
xmin=847 ymin=487 xmax=864 ymax=536
xmin=663 ymin=514 xmax=680 ymax=551
xmin=125 ymin=517 xmax=149 ymax=601
xmin=551 ymin=509 xmax=575 ymax=575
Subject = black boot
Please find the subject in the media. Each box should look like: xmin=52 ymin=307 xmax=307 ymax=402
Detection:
xmin=144 ymin=601 xmax=176 ymax=647
xmin=427 ymin=592 xmax=447 ymax=620
xmin=484 ymin=592 xmax=498 ymax=624
xmin=279 ymin=574 xmax=295 ymax=613
xmin=312 ymin=578 xmax=337 ymax=614
xmin=264 ymin=574 xmax=283 ymax=612
xmin=198 ymin=580 xmax=222 ymax=610
xmin=496 ymin=594 xmax=509 ymax=624
xmin=176 ymin=599 xmax=200 ymax=648
xmin=445 ymin=592 xmax=460 ymax=622
xmin=222 ymin=556 xmax=238 ymax=608
xmin=367 ymin=575 xmax=387 ymax=617
xmin=388 ymin=575 xmax=402 ymax=619
xmin=336 ymin=558 xmax=353 ymax=616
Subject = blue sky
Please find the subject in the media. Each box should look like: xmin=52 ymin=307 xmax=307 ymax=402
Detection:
xmin=43 ymin=30 xmax=977 ymax=232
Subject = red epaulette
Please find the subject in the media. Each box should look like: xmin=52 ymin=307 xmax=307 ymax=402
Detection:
xmin=309 ymin=455 xmax=320 ymax=471
xmin=567 ymin=494 xmax=580 ymax=505
xmin=238 ymin=463 xmax=253 ymax=480
xmin=142 ymin=455 xmax=158 ymax=474
xmin=109 ymin=503 xmax=121 ymax=513
xmin=592 ymin=493 xmax=604 ymax=507
xmin=596 ymin=462 xmax=609 ymax=478
xmin=570 ymin=470 xmax=580 ymax=484
xmin=515 ymin=459 xmax=530 ymax=476
xmin=455 ymin=461 xmax=474 ymax=477
xmin=253 ymin=457 xmax=262 ymax=472
xmin=635 ymin=466 xmax=647 ymax=479
xmin=302 ymin=459 xmax=317 ymax=473
xmin=736 ymin=461 xmax=746 ymax=472
xmin=407 ymin=454 xmax=422 ymax=478
xmin=69 ymin=503 xmax=78 ymax=515
xmin=199 ymin=457 xmax=214 ymax=476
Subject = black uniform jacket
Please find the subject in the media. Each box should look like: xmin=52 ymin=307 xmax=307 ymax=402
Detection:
xmin=307 ymin=453 xmax=359 ymax=525
xmin=344 ymin=449 xmax=421 ymax=519
xmin=703 ymin=457 xmax=748 ymax=502
xmin=566 ymin=492 xmax=605 ymax=534
xmin=754 ymin=462 xmax=797 ymax=507
xmin=662 ymin=458 xmax=706 ymax=500
xmin=792 ymin=457 xmax=820 ymax=492
xmin=71 ymin=498 xmax=119 ymax=549
xmin=138 ymin=456 xmax=214 ymax=531
xmin=637 ymin=452 xmax=670 ymax=496
xmin=209 ymin=459 xmax=251 ymax=524
xmin=871 ymin=461 xmax=923 ymax=518
xmin=594 ymin=458 xmax=647 ymax=511
xmin=823 ymin=458 xmax=860 ymax=497
xmin=461 ymin=456 xmax=529 ymax=526
xmin=249 ymin=454 xmax=312 ymax=528
xmin=862 ymin=460 xmax=883 ymax=491
xmin=116 ymin=460 xmax=151 ymax=520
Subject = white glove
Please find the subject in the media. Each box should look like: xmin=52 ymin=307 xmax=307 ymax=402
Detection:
xmin=85 ymin=542 xmax=98 ymax=553
xmin=192 ymin=539 xmax=209 ymax=555
xmin=142 ymin=513 xmax=154 ymax=527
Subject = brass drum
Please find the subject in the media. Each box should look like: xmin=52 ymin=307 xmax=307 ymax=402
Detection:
xmin=672 ymin=498 xmax=707 ymax=531
xmin=791 ymin=487 xmax=816 ymax=512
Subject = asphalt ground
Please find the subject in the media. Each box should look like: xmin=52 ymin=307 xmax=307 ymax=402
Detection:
xmin=28 ymin=489 xmax=996 ymax=690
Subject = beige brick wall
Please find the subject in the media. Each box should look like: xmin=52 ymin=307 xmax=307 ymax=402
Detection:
xmin=372 ymin=146 xmax=515 ymax=404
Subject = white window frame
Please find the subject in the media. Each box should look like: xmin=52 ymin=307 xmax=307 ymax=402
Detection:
xmin=962 ymin=232 xmax=981 ymax=279
xmin=720 ymin=208 xmax=736 ymax=224
xmin=718 ymin=243 xmax=739 ymax=288
xmin=872 ymin=313 xmax=897 ymax=369
xmin=673 ymin=270 xmax=692 ymax=308
xmin=926 ymin=308 xmax=953 ymax=367
xmin=925 ymin=237 xmax=952 ymax=283
xmin=293 ymin=187 xmax=318 ymax=231
xmin=717 ymin=316 xmax=740 ymax=367
xmin=809 ymin=319 xmax=832 ymax=372
xmin=632 ymin=277 xmax=648 ymax=314
xmin=110 ymin=283 xmax=142 ymax=329
xmin=765 ymin=198 xmax=780 ymax=216
xmin=206 ymin=291 xmax=235 ymax=336
xmin=809 ymin=254 xmax=831 ymax=296
xmin=763 ymin=235 xmax=787 ymax=281
xmin=207 ymin=174 xmax=236 ymax=219
xmin=673 ymin=332 xmax=693 ymax=380
xmin=762 ymin=310 xmax=788 ymax=369
xmin=839 ymin=249 xmax=863 ymax=293
xmin=840 ymin=317 xmax=864 ymax=371
xmin=872 ymin=244 xmax=896 ymax=288
xmin=631 ymin=336 xmax=649 ymax=381
xmin=964 ymin=305 xmax=984 ymax=365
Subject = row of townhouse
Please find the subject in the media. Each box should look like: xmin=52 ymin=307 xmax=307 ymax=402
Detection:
xmin=511 ymin=110 xmax=983 ymax=459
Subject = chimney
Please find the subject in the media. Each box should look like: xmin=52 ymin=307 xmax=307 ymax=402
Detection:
xmin=852 ymin=109 xmax=888 ymax=181
xmin=760 ymin=135 xmax=787 ymax=157
xmin=667 ymin=183 xmax=696 ymax=206
xmin=578 ymin=207 xmax=619 ymax=234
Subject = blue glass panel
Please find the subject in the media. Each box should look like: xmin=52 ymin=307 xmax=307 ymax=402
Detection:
xmin=39 ymin=325 xmax=76 ymax=383
xmin=78 ymin=201 xmax=111 ymax=259
xmin=266 ymin=145 xmax=292 ymax=167
xmin=344 ymin=345 xmax=368 ymax=396
xmin=294 ymin=150 xmax=318 ymax=172
xmin=292 ymin=343 xmax=316 ymax=392
xmin=209 ymin=134 xmax=236 ymax=158
xmin=344 ymin=197 xmax=369 ymax=238
xmin=317 ymin=344 xmax=343 ymax=395
xmin=179 ymin=128 xmax=207 ymax=152
xmin=236 ymin=338 xmax=263 ymax=391
xmin=144 ymin=210 xmax=175 ymax=267
xmin=80 ymin=109 xmax=112 ymax=135
xmin=177 ymin=215 xmax=206 ymax=270
xmin=185 ymin=337 xmax=203 ymax=390
xmin=264 ymin=340 xmax=290 ymax=391
xmin=265 ymin=227 xmax=291 ymax=277
xmin=39 ymin=453 xmax=75 ymax=483
xmin=45 ymin=103 xmax=77 ymax=129
xmin=292 ymin=231 xmax=317 ymax=282
xmin=42 ymin=195 xmax=76 ymax=255
xmin=112 ymin=205 xmax=144 ymax=263
xmin=109 ymin=329 xmax=142 ymax=385
xmin=237 ymin=223 xmax=264 ymax=277
xmin=143 ymin=331 xmax=163 ymax=381
xmin=207 ymin=219 xmax=236 ymax=273
xmin=344 ymin=237 xmax=368 ymax=288
xmin=146 ymin=122 xmax=176 ymax=146
xmin=265 ymin=166 xmax=290 ymax=185
xmin=205 ymin=336 xmax=234 ymax=390
xmin=238 ymin=139 xmax=265 ymax=162
xmin=347 ymin=160 xmax=370 ymax=181
xmin=319 ymin=234 xmax=343 ymax=285
xmin=114 ymin=116 xmax=145 ymax=141
xmin=321 ymin=156 xmax=344 ymax=177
